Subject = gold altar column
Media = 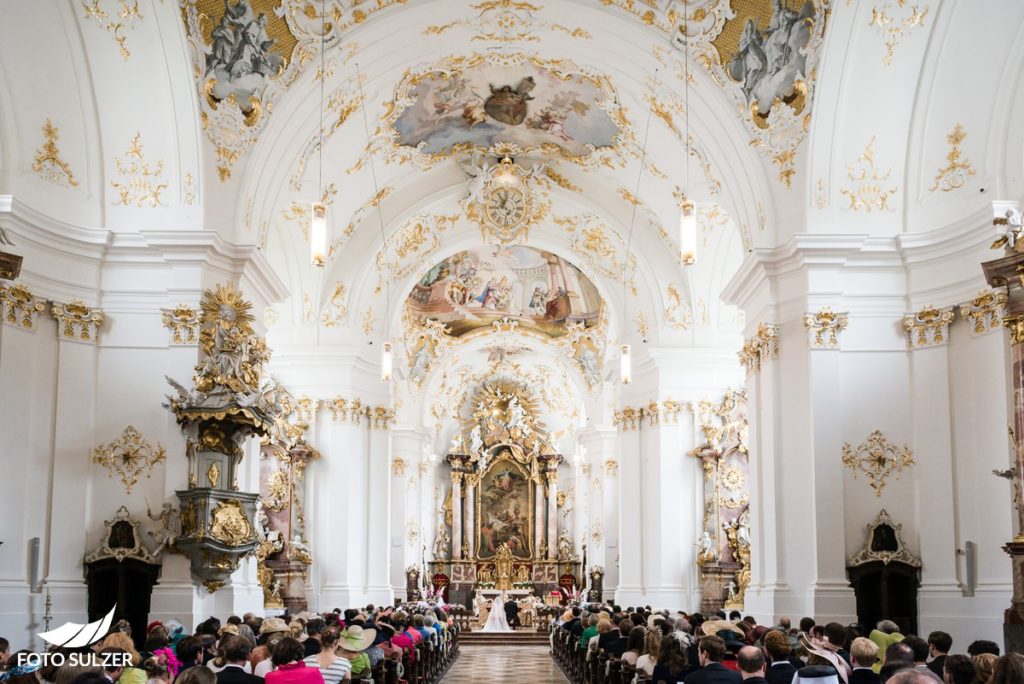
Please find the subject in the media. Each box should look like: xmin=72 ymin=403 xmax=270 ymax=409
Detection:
xmin=547 ymin=467 xmax=559 ymax=560
xmin=535 ymin=479 xmax=545 ymax=557
xmin=466 ymin=477 xmax=476 ymax=559
xmin=983 ymin=248 xmax=1024 ymax=652
xmin=451 ymin=470 xmax=463 ymax=561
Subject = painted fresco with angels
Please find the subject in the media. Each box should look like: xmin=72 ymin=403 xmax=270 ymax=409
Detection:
xmin=391 ymin=55 xmax=622 ymax=158
xmin=407 ymin=245 xmax=602 ymax=339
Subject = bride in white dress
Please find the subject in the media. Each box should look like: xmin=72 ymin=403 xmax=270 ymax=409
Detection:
xmin=481 ymin=594 xmax=512 ymax=632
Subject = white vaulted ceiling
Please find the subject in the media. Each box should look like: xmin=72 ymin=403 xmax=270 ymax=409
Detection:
xmin=2 ymin=0 xmax=1022 ymax=428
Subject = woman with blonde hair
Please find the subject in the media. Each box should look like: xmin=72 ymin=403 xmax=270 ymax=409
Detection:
xmin=635 ymin=629 xmax=661 ymax=677
xmin=97 ymin=633 xmax=145 ymax=684
xmin=972 ymin=653 xmax=997 ymax=684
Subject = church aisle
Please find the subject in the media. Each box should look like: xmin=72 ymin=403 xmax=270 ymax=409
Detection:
xmin=441 ymin=645 xmax=569 ymax=683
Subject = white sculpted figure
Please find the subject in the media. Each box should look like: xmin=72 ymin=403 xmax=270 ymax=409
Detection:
xmin=433 ymin=525 xmax=450 ymax=559
xmin=507 ymin=396 xmax=526 ymax=430
xmin=1000 ymin=207 xmax=1024 ymax=249
xmin=470 ymin=425 xmax=484 ymax=455
xmin=696 ymin=530 xmax=716 ymax=564
xmin=737 ymin=510 xmax=751 ymax=548
xmin=556 ymin=531 xmax=573 ymax=561
xmin=146 ymin=502 xmax=181 ymax=552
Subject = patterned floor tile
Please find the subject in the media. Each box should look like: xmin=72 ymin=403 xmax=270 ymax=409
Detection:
xmin=441 ymin=645 xmax=568 ymax=683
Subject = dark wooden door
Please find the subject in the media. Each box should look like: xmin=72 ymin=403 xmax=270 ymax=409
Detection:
xmin=848 ymin=561 xmax=919 ymax=635
xmin=85 ymin=558 xmax=161 ymax=650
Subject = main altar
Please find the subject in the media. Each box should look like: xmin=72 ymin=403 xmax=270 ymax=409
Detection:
xmin=427 ymin=378 xmax=581 ymax=607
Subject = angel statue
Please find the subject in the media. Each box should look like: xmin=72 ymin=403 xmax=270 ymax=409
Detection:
xmin=146 ymin=501 xmax=181 ymax=553
xmin=725 ymin=580 xmax=737 ymax=601
xmin=696 ymin=530 xmax=716 ymax=565
xmin=289 ymin=535 xmax=313 ymax=565
xmin=996 ymin=205 xmax=1024 ymax=250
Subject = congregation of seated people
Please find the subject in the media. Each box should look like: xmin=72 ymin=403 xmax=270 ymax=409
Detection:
xmin=0 ymin=605 xmax=460 ymax=684
xmin=550 ymin=606 xmax=1024 ymax=684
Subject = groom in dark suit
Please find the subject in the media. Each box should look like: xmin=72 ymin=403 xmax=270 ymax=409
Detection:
xmin=505 ymin=598 xmax=521 ymax=630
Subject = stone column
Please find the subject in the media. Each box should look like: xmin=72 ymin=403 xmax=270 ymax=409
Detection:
xmin=465 ymin=479 xmax=476 ymax=559
xmin=451 ymin=471 xmax=463 ymax=560
xmin=903 ymin=307 xmax=963 ymax=618
xmin=547 ymin=468 xmax=559 ymax=560
xmin=535 ymin=479 xmax=545 ymax=557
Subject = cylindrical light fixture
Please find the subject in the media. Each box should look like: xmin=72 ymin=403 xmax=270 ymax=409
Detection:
xmin=381 ymin=341 xmax=393 ymax=382
xmin=679 ymin=197 xmax=696 ymax=265
xmin=310 ymin=201 xmax=327 ymax=267
xmin=620 ymin=344 xmax=632 ymax=384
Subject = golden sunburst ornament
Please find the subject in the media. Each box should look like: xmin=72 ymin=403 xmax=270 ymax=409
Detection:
xmin=200 ymin=282 xmax=255 ymax=335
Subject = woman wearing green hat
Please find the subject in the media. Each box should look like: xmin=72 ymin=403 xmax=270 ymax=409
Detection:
xmin=334 ymin=627 xmax=375 ymax=680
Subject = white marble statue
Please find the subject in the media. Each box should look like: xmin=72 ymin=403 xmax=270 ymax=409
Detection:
xmin=470 ymin=425 xmax=484 ymax=455
xmin=696 ymin=530 xmax=715 ymax=563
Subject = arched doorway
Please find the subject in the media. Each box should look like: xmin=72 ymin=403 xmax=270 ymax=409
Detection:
xmin=847 ymin=510 xmax=921 ymax=635
xmin=83 ymin=507 xmax=162 ymax=650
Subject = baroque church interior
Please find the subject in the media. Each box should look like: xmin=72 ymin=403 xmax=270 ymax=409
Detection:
xmin=2 ymin=0 xmax=1024 ymax=682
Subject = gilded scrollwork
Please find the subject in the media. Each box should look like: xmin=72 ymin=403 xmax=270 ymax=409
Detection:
xmin=111 ymin=133 xmax=168 ymax=208
xmin=930 ymin=124 xmax=975 ymax=193
xmin=424 ymin=0 xmax=590 ymax=43
xmin=840 ymin=138 xmax=897 ymax=212
xmin=374 ymin=214 xmax=460 ymax=294
xmin=319 ymin=282 xmax=348 ymax=327
xmin=842 ymin=430 xmax=915 ymax=497
xmin=32 ymin=119 xmax=79 ymax=187
xmin=868 ymin=0 xmax=929 ymax=66
xmin=81 ymin=0 xmax=143 ymax=60
xmin=665 ymin=283 xmax=693 ymax=330
xmin=555 ymin=214 xmax=637 ymax=296
xmin=51 ymin=300 xmax=105 ymax=342
xmin=91 ymin=426 xmax=167 ymax=494
xmin=0 ymin=284 xmax=47 ymax=331
xmin=902 ymin=305 xmax=955 ymax=348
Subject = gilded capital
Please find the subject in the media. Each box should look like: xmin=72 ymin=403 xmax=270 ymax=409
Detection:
xmin=1 ymin=284 xmax=47 ymax=331
xmin=162 ymin=305 xmax=201 ymax=345
xmin=51 ymin=299 xmax=104 ymax=342
xmin=960 ymin=290 xmax=1007 ymax=336
xmin=902 ymin=306 xmax=955 ymax=348
xmin=738 ymin=323 xmax=779 ymax=374
xmin=803 ymin=307 xmax=848 ymax=349
xmin=1005 ymin=315 xmax=1024 ymax=346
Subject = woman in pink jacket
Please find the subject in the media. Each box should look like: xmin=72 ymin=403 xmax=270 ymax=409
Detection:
xmin=264 ymin=638 xmax=324 ymax=684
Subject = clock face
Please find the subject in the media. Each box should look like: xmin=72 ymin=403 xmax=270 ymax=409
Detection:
xmin=485 ymin=186 xmax=527 ymax=228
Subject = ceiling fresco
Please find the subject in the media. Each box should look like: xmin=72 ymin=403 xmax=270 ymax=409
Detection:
xmin=392 ymin=56 xmax=620 ymax=157
xmin=406 ymin=245 xmax=602 ymax=339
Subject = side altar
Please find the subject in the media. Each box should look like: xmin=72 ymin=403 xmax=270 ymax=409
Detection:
xmin=426 ymin=378 xmax=581 ymax=607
